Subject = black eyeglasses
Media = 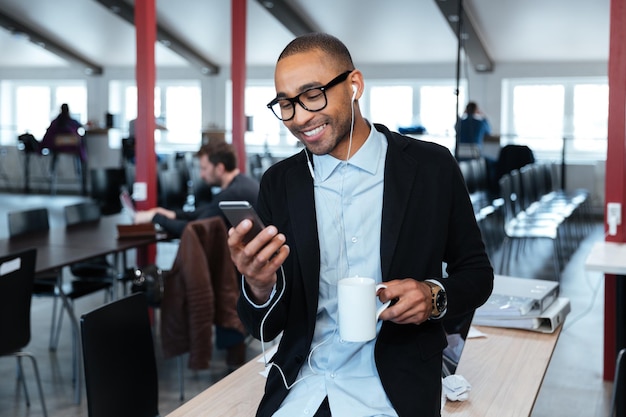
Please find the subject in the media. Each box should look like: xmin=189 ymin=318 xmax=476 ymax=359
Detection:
xmin=267 ymin=70 xmax=353 ymax=121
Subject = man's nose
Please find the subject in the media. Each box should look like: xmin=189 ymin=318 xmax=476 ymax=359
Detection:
xmin=290 ymin=103 xmax=314 ymax=125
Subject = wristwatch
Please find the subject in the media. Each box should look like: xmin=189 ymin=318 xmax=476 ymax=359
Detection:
xmin=425 ymin=281 xmax=447 ymax=319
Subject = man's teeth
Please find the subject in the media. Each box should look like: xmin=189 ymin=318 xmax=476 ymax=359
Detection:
xmin=304 ymin=125 xmax=325 ymax=137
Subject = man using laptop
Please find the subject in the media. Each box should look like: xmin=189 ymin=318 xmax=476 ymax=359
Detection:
xmin=134 ymin=141 xmax=259 ymax=238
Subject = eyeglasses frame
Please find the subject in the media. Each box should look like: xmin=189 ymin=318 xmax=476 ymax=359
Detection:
xmin=266 ymin=70 xmax=354 ymax=121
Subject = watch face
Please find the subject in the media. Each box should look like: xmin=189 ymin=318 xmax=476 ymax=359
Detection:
xmin=435 ymin=291 xmax=447 ymax=311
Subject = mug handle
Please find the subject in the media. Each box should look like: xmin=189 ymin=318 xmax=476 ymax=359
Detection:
xmin=375 ymin=283 xmax=391 ymax=320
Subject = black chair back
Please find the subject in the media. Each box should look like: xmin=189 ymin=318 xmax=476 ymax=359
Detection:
xmin=8 ymin=208 xmax=49 ymax=238
xmin=81 ymin=293 xmax=159 ymax=417
xmin=0 ymin=248 xmax=36 ymax=354
xmin=64 ymin=201 xmax=102 ymax=226
xmin=64 ymin=201 xmax=111 ymax=277
xmin=17 ymin=133 xmax=41 ymax=153
xmin=158 ymin=168 xmax=189 ymax=210
xmin=0 ymin=248 xmax=48 ymax=416
xmin=90 ymin=168 xmax=126 ymax=215
xmin=495 ymin=144 xmax=535 ymax=181
xmin=458 ymin=160 xmax=476 ymax=193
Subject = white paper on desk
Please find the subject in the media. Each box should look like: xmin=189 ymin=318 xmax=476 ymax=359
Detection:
xmin=258 ymin=344 xmax=279 ymax=378
xmin=467 ymin=326 xmax=487 ymax=338
xmin=442 ymin=374 xmax=471 ymax=401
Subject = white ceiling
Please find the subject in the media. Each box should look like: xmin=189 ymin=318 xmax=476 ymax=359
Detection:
xmin=0 ymin=0 xmax=611 ymax=73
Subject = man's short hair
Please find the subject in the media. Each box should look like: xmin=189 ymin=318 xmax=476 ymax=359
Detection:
xmin=278 ymin=33 xmax=355 ymax=72
xmin=465 ymin=102 xmax=478 ymax=115
xmin=197 ymin=141 xmax=237 ymax=171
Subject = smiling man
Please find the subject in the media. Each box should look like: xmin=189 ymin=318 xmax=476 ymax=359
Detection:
xmin=226 ymin=33 xmax=493 ymax=417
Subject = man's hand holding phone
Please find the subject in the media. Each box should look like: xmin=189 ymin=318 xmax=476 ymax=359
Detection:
xmin=220 ymin=202 xmax=290 ymax=303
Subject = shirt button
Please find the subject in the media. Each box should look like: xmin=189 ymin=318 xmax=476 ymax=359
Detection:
xmin=351 ymin=236 xmax=357 ymax=243
xmin=330 ymin=373 xmax=335 ymax=378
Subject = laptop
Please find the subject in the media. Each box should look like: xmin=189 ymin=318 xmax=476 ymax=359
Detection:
xmin=119 ymin=188 xmax=136 ymax=218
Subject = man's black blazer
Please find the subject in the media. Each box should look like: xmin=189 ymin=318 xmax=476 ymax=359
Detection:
xmin=238 ymin=123 xmax=494 ymax=417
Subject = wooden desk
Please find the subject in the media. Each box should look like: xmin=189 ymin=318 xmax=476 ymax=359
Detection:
xmin=585 ymin=240 xmax=626 ymax=416
xmin=167 ymin=325 xmax=561 ymax=417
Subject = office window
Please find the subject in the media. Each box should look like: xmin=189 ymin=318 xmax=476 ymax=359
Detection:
xmin=165 ymin=86 xmax=201 ymax=144
xmin=245 ymin=86 xmax=282 ymax=147
xmin=363 ymin=81 xmax=465 ymax=153
xmin=109 ymin=81 xmax=200 ymax=151
xmin=1 ymin=81 xmax=87 ymax=145
xmin=369 ymin=86 xmax=413 ymax=131
xmin=503 ymin=78 xmax=608 ymax=160
xmin=512 ymin=84 xmax=564 ymax=151
xmin=123 ymin=86 xmax=162 ymax=136
xmin=420 ymin=86 xmax=466 ymax=137
xmin=16 ymin=86 xmax=51 ymax=140
xmin=573 ymin=84 xmax=608 ymax=153
xmin=56 ymin=86 xmax=87 ymax=124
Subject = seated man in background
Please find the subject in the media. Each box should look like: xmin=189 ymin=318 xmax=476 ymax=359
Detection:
xmin=456 ymin=101 xmax=498 ymax=192
xmin=134 ymin=141 xmax=259 ymax=237
xmin=456 ymin=101 xmax=491 ymax=152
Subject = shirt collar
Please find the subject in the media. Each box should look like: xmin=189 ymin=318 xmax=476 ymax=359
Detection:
xmin=313 ymin=123 xmax=382 ymax=182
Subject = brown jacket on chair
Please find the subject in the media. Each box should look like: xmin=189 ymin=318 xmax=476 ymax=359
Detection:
xmin=160 ymin=217 xmax=244 ymax=370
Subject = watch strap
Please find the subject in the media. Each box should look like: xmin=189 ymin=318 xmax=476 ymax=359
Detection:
xmin=424 ymin=280 xmax=447 ymax=319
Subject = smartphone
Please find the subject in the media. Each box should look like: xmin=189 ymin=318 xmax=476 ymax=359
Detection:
xmin=219 ymin=201 xmax=266 ymax=244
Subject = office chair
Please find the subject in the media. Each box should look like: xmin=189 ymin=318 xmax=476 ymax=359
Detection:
xmin=8 ymin=207 xmax=63 ymax=340
xmin=17 ymin=133 xmax=42 ymax=193
xmin=48 ymin=133 xmax=87 ymax=195
xmin=157 ymin=167 xmax=189 ymax=210
xmin=81 ymin=293 xmax=159 ymax=417
xmin=0 ymin=248 xmax=48 ymax=417
xmin=64 ymin=201 xmax=123 ymax=291
xmin=497 ymin=173 xmax=564 ymax=280
xmin=66 ymin=198 xmax=136 ymax=294
xmin=8 ymin=207 xmax=111 ymax=404
xmin=90 ymin=167 xmax=126 ymax=215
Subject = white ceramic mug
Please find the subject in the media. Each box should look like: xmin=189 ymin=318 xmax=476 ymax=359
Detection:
xmin=337 ymin=277 xmax=390 ymax=342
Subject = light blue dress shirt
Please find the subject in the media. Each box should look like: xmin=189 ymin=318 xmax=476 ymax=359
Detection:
xmin=275 ymin=126 xmax=398 ymax=417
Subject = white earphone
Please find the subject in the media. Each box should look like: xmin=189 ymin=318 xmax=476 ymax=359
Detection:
xmin=352 ymin=85 xmax=357 ymax=101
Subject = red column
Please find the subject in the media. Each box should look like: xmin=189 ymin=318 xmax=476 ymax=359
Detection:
xmin=603 ymin=0 xmax=626 ymax=380
xmin=231 ymin=0 xmax=247 ymax=173
xmin=135 ymin=0 xmax=157 ymax=264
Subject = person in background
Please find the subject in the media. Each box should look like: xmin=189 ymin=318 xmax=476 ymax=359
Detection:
xmin=225 ymin=33 xmax=493 ymax=416
xmin=41 ymin=103 xmax=87 ymax=194
xmin=134 ymin=140 xmax=259 ymax=238
xmin=456 ymin=101 xmax=491 ymax=151
xmin=42 ymin=103 xmax=85 ymax=158
xmin=456 ymin=101 xmax=498 ymax=192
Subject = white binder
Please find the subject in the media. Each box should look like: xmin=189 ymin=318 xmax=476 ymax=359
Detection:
xmin=473 ymin=297 xmax=571 ymax=333
xmin=475 ymin=275 xmax=559 ymax=318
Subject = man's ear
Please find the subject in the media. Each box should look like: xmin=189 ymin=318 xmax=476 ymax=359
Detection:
xmin=215 ymin=162 xmax=226 ymax=175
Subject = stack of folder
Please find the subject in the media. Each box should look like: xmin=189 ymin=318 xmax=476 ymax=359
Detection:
xmin=473 ymin=275 xmax=570 ymax=333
